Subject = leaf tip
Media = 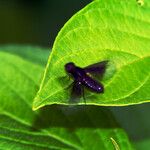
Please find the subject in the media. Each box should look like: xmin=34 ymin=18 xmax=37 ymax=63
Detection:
xmin=32 ymin=105 xmax=38 ymax=111
xmin=32 ymin=96 xmax=42 ymax=111
xmin=32 ymin=103 xmax=45 ymax=111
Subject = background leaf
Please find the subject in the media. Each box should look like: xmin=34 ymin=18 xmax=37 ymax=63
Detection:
xmin=111 ymin=103 xmax=150 ymax=150
xmin=0 ymin=45 xmax=50 ymax=66
xmin=0 ymin=46 xmax=133 ymax=149
xmin=33 ymin=0 xmax=150 ymax=110
xmin=134 ymin=139 xmax=150 ymax=150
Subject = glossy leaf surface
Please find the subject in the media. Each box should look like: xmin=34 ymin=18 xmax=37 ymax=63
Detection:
xmin=33 ymin=0 xmax=150 ymax=110
xmin=0 ymin=47 xmax=132 ymax=149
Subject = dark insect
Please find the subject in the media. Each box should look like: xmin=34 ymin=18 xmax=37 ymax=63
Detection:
xmin=65 ymin=60 xmax=108 ymax=103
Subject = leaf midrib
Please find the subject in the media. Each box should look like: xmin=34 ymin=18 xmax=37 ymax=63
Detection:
xmin=0 ymin=135 xmax=57 ymax=150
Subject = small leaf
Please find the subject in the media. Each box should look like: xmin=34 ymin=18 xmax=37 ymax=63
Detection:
xmin=0 ymin=47 xmax=133 ymax=149
xmin=33 ymin=0 xmax=150 ymax=110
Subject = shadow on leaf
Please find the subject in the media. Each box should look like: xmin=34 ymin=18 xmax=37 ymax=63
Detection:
xmin=32 ymin=105 xmax=119 ymax=131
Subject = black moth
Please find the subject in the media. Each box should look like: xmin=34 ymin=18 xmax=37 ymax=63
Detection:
xmin=65 ymin=60 xmax=108 ymax=103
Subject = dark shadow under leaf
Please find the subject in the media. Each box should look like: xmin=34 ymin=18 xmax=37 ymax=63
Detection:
xmin=32 ymin=105 xmax=119 ymax=131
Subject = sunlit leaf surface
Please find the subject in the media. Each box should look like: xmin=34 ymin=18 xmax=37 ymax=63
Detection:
xmin=33 ymin=0 xmax=150 ymax=110
xmin=0 ymin=47 xmax=132 ymax=149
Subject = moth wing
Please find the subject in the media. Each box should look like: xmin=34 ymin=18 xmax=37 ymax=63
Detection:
xmin=84 ymin=60 xmax=108 ymax=78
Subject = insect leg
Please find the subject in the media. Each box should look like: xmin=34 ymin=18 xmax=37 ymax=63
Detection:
xmin=68 ymin=74 xmax=71 ymax=80
xmin=69 ymin=81 xmax=82 ymax=103
xmin=81 ymin=86 xmax=86 ymax=104
xmin=65 ymin=82 xmax=74 ymax=90
xmin=84 ymin=60 xmax=109 ymax=79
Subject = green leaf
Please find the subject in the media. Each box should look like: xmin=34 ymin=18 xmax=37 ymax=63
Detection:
xmin=0 ymin=47 xmax=133 ymax=149
xmin=0 ymin=45 xmax=50 ymax=66
xmin=111 ymin=103 xmax=150 ymax=150
xmin=134 ymin=139 xmax=150 ymax=150
xmin=33 ymin=0 xmax=150 ymax=110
